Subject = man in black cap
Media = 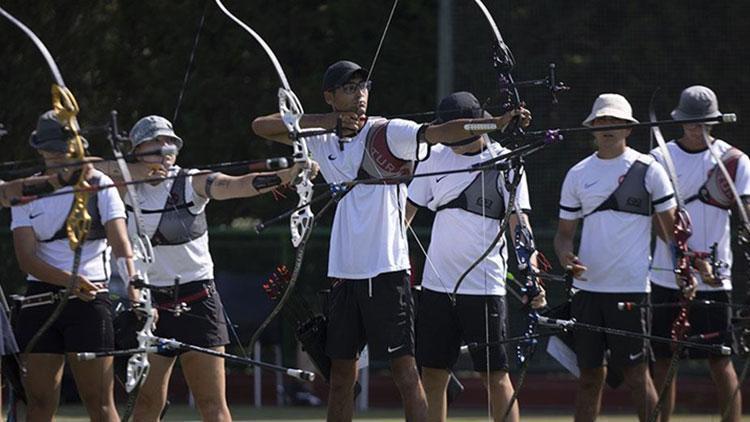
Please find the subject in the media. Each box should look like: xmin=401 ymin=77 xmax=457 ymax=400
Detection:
xmin=649 ymin=86 xmax=749 ymax=422
xmin=253 ymin=63 xmax=531 ymax=422
xmin=405 ymin=91 xmax=544 ymax=422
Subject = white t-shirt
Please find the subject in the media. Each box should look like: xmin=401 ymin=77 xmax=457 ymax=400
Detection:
xmin=650 ymin=139 xmax=750 ymax=291
xmin=307 ymin=117 xmax=424 ymax=279
xmin=408 ymin=141 xmax=531 ymax=296
xmin=11 ymin=170 xmax=125 ymax=282
xmin=125 ymin=166 xmax=214 ymax=286
xmin=559 ymin=147 xmax=676 ymax=293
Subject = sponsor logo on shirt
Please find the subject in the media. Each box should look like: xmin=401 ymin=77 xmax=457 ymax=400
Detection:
xmin=475 ymin=197 xmax=494 ymax=210
xmin=627 ymin=197 xmax=642 ymax=207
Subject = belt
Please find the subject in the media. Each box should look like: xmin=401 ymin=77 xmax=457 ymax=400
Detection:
xmin=15 ymin=282 xmax=108 ymax=309
xmin=154 ymin=280 xmax=215 ymax=308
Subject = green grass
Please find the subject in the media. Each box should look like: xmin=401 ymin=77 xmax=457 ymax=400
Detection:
xmin=48 ymin=405 xmax=750 ymax=421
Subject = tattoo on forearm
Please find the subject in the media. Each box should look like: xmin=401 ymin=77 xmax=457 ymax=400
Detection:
xmin=205 ymin=173 xmax=219 ymax=199
xmin=252 ymin=174 xmax=283 ymax=191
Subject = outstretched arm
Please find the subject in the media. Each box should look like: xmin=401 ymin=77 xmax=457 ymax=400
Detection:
xmin=423 ymin=107 xmax=531 ymax=145
xmin=252 ymin=112 xmax=362 ymax=145
xmin=191 ymin=161 xmax=319 ymax=200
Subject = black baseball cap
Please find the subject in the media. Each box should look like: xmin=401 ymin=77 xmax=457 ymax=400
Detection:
xmin=435 ymin=91 xmax=490 ymax=123
xmin=322 ymin=60 xmax=369 ymax=92
xmin=29 ymin=110 xmax=88 ymax=153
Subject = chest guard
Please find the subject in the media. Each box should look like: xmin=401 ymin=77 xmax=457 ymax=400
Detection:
xmin=436 ymin=169 xmax=506 ymax=219
xmin=357 ymin=118 xmax=414 ymax=183
xmin=686 ymin=147 xmax=744 ymax=210
xmin=43 ymin=176 xmax=106 ymax=243
xmin=586 ymin=158 xmax=652 ymax=218
xmin=126 ymin=169 xmax=208 ymax=246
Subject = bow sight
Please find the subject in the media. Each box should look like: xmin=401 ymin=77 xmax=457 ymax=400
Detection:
xmin=490 ymin=38 xmax=569 ymax=143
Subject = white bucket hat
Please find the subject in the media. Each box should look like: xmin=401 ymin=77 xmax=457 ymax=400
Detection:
xmin=582 ymin=93 xmax=639 ymax=127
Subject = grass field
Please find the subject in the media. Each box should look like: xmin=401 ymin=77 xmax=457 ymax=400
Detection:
xmin=47 ymin=405 xmax=750 ymax=421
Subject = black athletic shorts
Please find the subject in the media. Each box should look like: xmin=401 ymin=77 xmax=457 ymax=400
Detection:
xmin=570 ymin=290 xmax=649 ymax=369
xmin=152 ymin=280 xmax=230 ymax=357
xmin=325 ymin=270 xmax=415 ymax=361
xmin=416 ymin=288 xmax=509 ymax=372
xmin=651 ymin=282 xmax=734 ymax=359
xmin=15 ymin=281 xmax=114 ymax=354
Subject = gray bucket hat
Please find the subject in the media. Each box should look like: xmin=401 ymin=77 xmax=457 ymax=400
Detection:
xmin=671 ymin=85 xmax=721 ymax=124
xmin=29 ymin=110 xmax=88 ymax=153
xmin=129 ymin=115 xmax=183 ymax=150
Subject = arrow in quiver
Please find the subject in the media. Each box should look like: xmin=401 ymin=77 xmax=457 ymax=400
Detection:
xmin=263 ymin=265 xmax=362 ymax=397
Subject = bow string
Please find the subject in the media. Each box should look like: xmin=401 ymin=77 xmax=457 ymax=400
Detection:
xmin=211 ymin=0 xmax=316 ymax=352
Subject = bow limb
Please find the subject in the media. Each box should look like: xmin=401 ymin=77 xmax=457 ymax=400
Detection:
xmin=650 ymin=98 xmax=696 ymax=294
xmin=213 ymin=0 xmax=314 ymax=351
xmin=106 ymin=113 xmax=156 ymax=421
xmin=471 ymin=0 xmax=522 ymax=138
xmin=648 ymin=95 xmax=697 ymax=422
xmin=0 ymin=6 xmax=91 ymax=355
xmin=501 ymin=174 xmax=543 ymax=421
xmin=700 ymin=128 xmax=750 ymax=421
xmin=452 ymin=0 xmax=526 ymax=298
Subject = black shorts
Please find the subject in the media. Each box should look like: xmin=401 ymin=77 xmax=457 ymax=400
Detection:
xmin=651 ymin=282 xmax=734 ymax=359
xmin=325 ymin=270 xmax=415 ymax=361
xmin=152 ymin=280 xmax=230 ymax=357
xmin=14 ymin=282 xmax=114 ymax=354
xmin=570 ymin=290 xmax=649 ymax=369
xmin=416 ymin=288 xmax=508 ymax=372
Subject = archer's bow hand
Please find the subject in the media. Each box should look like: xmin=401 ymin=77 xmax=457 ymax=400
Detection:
xmin=494 ymin=106 xmax=532 ymax=131
xmin=678 ymin=272 xmax=698 ymax=300
xmin=693 ymin=256 xmax=720 ymax=287
xmin=524 ymin=280 xmax=547 ymax=309
xmin=290 ymin=160 xmax=320 ymax=184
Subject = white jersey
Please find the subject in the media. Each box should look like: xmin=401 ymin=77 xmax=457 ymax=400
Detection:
xmin=307 ymin=118 xmax=424 ymax=279
xmin=11 ymin=170 xmax=125 ymax=282
xmin=559 ymin=147 xmax=676 ymax=293
xmin=650 ymin=139 xmax=750 ymax=291
xmin=126 ymin=166 xmax=214 ymax=286
xmin=408 ymin=141 xmax=530 ymax=296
